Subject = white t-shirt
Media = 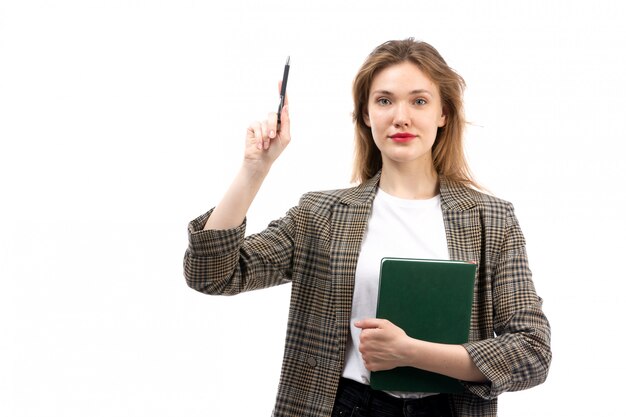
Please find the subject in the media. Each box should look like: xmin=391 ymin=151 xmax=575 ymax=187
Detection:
xmin=341 ymin=188 xmax=449 ymax=398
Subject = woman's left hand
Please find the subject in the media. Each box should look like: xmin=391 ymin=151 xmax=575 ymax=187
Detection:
xmin=355 ymin=318 xmax=413 ymax=372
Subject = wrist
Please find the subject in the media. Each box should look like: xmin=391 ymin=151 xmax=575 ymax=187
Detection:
xmin=402 ymin=337 xmax=424 ymax=369
xmin=240 ymin=159 xmax=272 ymax=179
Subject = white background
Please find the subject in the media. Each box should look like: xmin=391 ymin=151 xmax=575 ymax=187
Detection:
xmin=1 ymin=1 xmax=625 ymax=416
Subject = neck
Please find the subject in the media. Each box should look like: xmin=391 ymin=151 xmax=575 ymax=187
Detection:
xmin=379 ymin=163 xmax=439 ymax=200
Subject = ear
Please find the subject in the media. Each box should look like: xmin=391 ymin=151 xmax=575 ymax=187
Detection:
xmin=363 ymin=109 xmax=371 ymax=127
xmin=437 ymin=113 xmax=446 ymax=127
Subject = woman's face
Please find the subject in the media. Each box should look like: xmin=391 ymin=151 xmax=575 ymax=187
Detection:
xmin=365 ymin=61 xmax=446 ymax=170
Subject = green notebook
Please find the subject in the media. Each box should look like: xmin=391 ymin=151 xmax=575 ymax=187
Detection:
xmin=370 ymin=257 xmax=476 ymax=393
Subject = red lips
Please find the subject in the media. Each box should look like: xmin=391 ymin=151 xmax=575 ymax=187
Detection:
xmin=390 ymin=133 xmax=416 ymax=142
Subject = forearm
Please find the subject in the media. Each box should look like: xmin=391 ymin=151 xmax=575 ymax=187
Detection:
xmin=357 ymin=319 xmax=488 ymax=383
xmin=204 ymin=163 xmax=270 ymax=230
xmin=403 ymin=339 xmax=487 ymax=383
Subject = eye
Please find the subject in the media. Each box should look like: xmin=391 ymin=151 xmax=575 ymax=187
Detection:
xmin=376 ymin=97 xmax=391 ymax=106
xmin=414 ymin=98 xmax=427 ymax=105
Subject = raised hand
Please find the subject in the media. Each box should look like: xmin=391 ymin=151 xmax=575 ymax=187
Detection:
xmin=243 ymin=84 xmax=290 ymax=173
xmin=203 ymin=84 xmax=291 ymax=231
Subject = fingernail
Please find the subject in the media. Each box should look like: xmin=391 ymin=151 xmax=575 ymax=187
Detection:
xmin=269 ymin=130 xmax=275 ymax=138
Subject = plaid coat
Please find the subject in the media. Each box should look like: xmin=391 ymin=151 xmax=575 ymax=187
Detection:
xmin=184 ymin=173 xmax=551 ymax=417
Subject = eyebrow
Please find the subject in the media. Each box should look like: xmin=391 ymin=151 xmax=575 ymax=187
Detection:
xmin=371 ymin=89 xmax=434 ymax=97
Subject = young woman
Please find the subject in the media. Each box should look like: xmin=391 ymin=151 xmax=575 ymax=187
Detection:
xmin=184 ymin=39 xmax=551 ymax=417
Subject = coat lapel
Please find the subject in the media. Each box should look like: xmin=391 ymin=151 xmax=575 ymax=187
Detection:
xmin=439 ymin=177 xmax=484 ymax=342
xmin=439 ymin=177 xmax=482 ymax=264
xmin=330 ymin=174 xmax=379 ymax=362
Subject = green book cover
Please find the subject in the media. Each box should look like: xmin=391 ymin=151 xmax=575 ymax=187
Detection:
xmin=370 ymin=257 xmax=476 ymax=393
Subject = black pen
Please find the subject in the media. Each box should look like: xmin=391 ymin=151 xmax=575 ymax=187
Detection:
xmin=277 ymin=56 xmax=290 ymax=132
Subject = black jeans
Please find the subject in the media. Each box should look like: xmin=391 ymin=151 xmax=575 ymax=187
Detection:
xmin=332 ymin=378 xmax=454 ymax=417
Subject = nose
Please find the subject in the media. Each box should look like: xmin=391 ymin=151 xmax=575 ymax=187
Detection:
xmin=393 ymin=103 xmax=410 ymax=128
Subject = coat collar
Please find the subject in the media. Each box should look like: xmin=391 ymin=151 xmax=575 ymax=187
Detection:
xmin=338 ymin=170 xmax=478 ymax=212
xmin=337 ymin=172 xmax=380 ymax=207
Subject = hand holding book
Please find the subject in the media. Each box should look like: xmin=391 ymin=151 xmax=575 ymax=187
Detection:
xmin=355 ymin=318 xmax=410 ymax=372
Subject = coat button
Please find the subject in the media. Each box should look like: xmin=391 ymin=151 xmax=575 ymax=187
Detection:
xmin=306 ymin=357 xmax=317 ymax=367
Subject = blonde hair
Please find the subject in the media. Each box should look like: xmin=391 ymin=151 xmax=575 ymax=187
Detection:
xmin=351 ymin=38 xmax=480 ymax=189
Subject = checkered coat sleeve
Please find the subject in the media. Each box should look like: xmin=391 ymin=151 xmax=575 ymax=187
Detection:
xmin=183 ymin=173 xmax=551 ymax=417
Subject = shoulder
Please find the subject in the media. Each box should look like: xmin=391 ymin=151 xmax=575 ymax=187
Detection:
xmin=470 ymin=188 xmax=513 ymax=214
xmin=442 ymin=179 xmax=526 ymax=247
xmin=440 ymin=177 xmax=514 ymax=217
xmin=297 ymin=176 xmax=379 ymax=212
xmin=299 ymin=184 xmax=368 ymax=210
xmin=440 ymin=179 xmax=523 ymax=244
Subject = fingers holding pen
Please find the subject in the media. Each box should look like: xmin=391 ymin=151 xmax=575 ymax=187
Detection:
xmin=244 ymin=58 xmax=290 ymax=158
xmin=250 ymin=107 xmax=289 ymax=146
xmin=244 ymin=96 xmax=291 ymax=169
